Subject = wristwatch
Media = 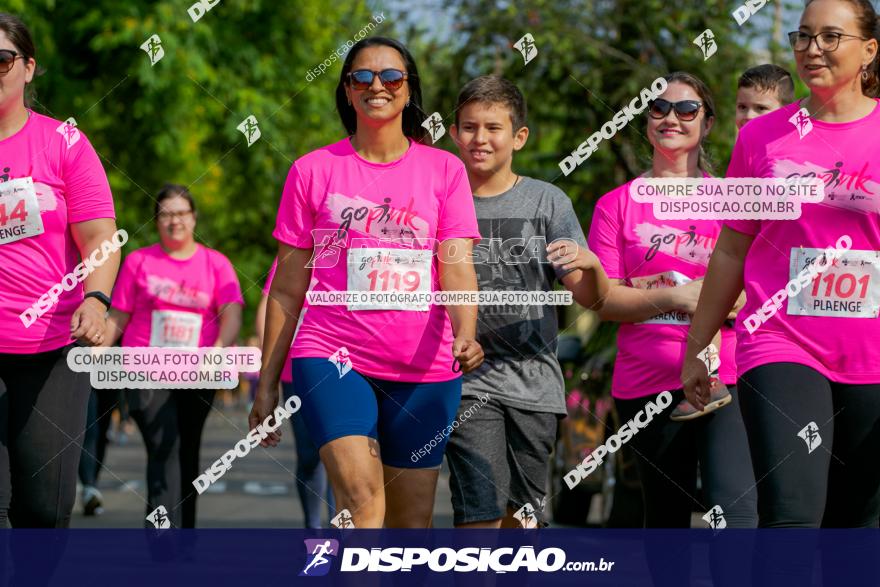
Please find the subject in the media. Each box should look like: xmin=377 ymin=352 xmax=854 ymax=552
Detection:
xmin=84 ymin=291 xmax=112 ymax=310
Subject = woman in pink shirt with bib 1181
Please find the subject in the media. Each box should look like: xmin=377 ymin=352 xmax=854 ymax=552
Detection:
xmin=108 ymin=184 xmax=243 ymax=528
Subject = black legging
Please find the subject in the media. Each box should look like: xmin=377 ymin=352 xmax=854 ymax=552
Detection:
xmin=739 ymin=362 xmax=880 ymax=527
xmin=127 ymin=389 xmax=215 ymax=528
xmin=0 ymin=344 xmax=90 ymax=527
xmin=615 ymin=387 xmax=757 ymax=587
xmin=615 ymin=386 xmax=758 ymax=528
xmin=738 ymin=363 xmax=880 ymax=586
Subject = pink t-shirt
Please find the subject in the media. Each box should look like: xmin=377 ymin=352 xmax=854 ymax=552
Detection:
xmin=273 ymin=137 xmax=480 ymax=382
xmin=0 ymin=112 xmax=115 ymax=353
xmin=262 ymin=258 xmax=297 ymax=384
xmin=589 ymin=179 xmax=737 ymax=399
xmin=725 ymin=100 xmax=880 ymax=384
xmin=112 ymin=243 xmax=244 ymax=347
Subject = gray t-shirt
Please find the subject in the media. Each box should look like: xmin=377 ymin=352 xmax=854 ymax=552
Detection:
xmin=463 ymin=176 xmax=587 ymax=414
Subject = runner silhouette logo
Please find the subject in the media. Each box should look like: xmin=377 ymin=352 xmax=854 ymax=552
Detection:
xmin=693 ymin=29 xmax=717 ymax=60
xmin=421 ymin=112 xmax=446 ymax=144
xmin=146 ymin=505 xmax=171 ymax=529
xmin=513 ymin=33 xmax=538 ymax=65
xmin=330 ymin=508 xmax=356 ymax=528
xmin=702 ymin=505 xmax=727 ymax=530
xmin=300 ymin=539 xmax=339 ymax=577
xmin=513 ymin=503 xmax=539 ymax=528
xmin=789 ymin=108 xmax=814 ymax=139
xmin=329 ymin=347 xmax=353 ymax=378
xmin=798 ymin=421 xmax=822 ymax=454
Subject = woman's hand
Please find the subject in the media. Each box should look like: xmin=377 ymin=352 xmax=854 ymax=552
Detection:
xmin=70 ymin=297 xmax=108 ymax=346
xmin=248 ymin=385 xmax=282 ymax=448
xmin=681 ymin=351 xmax=712 ymax=411
xmin=671 ymin=279 xmax=704 ymax=315
xmin=453 ymin=336 xmax=484 ymax=374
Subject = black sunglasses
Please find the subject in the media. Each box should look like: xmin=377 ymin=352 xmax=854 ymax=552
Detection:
xmin=648 ymin=99 xmax=704 ymax=121
xmin=0 ymin=50 xmax=19 ymax=75
xmin=346 ymin=69 xmax=409 ymax=91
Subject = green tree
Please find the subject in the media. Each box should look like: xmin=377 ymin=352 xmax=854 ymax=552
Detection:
xmin=15 ymin=0 xmax=385 ymax=333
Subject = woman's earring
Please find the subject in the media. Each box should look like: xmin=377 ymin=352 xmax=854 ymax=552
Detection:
xmin=862 ymin=66 xmax=869 ymax=82
xmin=406 ymin=97 xmax=411 ymax=107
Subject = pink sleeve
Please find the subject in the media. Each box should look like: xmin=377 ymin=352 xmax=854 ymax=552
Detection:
xmin=273 ymin=163 xmax=315 ymax=249
xmin=723 ymin=132 xmax=760 ymax=236
xmin=587 ymin=194 xmax=625 ymax=280
xmin=262 ymin=258 xmax=278 ymax=295
xmin=212 ymin=252 xmax=244 ymax=306
xmin=63 ymin=133 xmax=115 ymax=223
xmin=436 ymin=159 xmax=481 ymax=243
xmin=111 ymin=252 xmax=140 ymax=313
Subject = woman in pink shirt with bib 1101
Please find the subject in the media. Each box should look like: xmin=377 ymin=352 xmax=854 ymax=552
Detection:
xmin=684 ymin=0 xmax=880 ymax=536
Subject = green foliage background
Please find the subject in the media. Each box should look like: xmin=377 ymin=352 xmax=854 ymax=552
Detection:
xmin=12 ymin=0 xmax=802 ymax=337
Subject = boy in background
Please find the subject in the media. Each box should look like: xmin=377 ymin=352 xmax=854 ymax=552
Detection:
xmin=735 ymin=64 xmax=795 ymax=131
xmin=445 ymin=75 xmax=607 ymax=528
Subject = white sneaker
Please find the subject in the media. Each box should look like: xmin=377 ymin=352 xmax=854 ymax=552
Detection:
xmin=82 ymin=485 xmax=104 ymax=516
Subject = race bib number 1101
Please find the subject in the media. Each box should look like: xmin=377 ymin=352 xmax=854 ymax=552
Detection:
xmin=788 ymin=248 xmax=880 ymax=318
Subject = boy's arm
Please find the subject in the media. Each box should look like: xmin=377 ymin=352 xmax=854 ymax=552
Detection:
xmin=546 ymin=189 xmax=608 ymax=310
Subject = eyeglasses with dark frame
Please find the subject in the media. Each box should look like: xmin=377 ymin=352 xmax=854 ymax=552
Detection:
xmin=0 ymin=50 xmax=20 ymax=75
xmin=346 ymin=69 xmax=410 ymax=91
xmin=647 ymin=99 xmax=704 ymax=122
xmin=788 ymin=31 xmax=868 ymax=52
xmin=157 ymin=210 xmax=194 ymax=222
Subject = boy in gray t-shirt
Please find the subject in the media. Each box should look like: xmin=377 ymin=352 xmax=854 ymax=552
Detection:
xmin=446 ymin=76 xmax=608 ymax=528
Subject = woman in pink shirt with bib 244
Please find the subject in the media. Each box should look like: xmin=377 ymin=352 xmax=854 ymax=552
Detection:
xmin=0 ymin=13 xmax=120 ymax=528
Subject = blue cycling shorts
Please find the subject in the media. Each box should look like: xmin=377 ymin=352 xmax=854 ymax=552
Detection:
xmin=291 ymin=358 xmax=462 ymax=468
